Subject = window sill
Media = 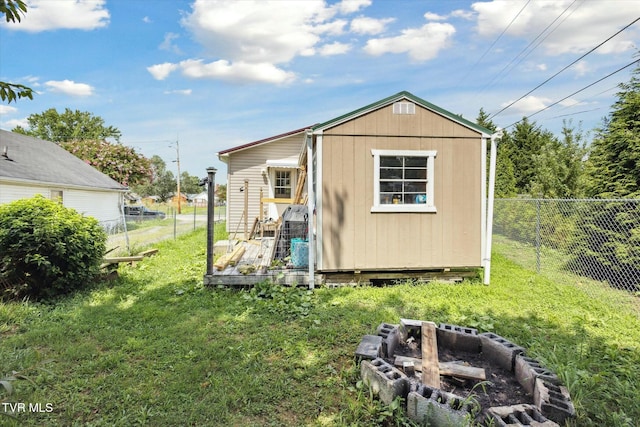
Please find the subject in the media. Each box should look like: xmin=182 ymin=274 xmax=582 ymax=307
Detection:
xmin=371 ymin=205 xmax=437 ymax=213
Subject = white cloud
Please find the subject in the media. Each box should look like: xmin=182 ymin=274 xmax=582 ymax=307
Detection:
xmin=2 ymin=0 xmax=109 ymax=32
xmin=334 ymin=0 xmax=371 ymax=15
xmin=350 ymin=16 xmax=395 ymax=35
xmin=502 ymin=95 xmax=551 ymax=114
xmin=143 ymin=16 xmax=152 ymax=24
xmin=164 ymin=89 xmax=192 ymax=96
xmin=160 ymin=32 xmax=182 ymax=54
xmin=147 ymin=63 xmax=179 ymax=80
xmin=558 ymin=98 xmax=583 ymax=108
xmin=178 ymin=59 xmax=296 ymax=84
xmin=424 ymin=12 xmax=446 ymax=21
xmin=319 ymin=42 xmax=352 ymax=56
xmin=1 ymin=118 xmax=28 ymax=130
xmin=451 ymin=9 xmax=474 ymax=20
xmin=573 ymin=60 xmax=589 ymax=77
xmin=0 ymin=105 xmax=18 ymax=115
xmin=472 ymin=0 xmax=638 ymax=55
xmin=364 ymin=22 xmax=455 ymax=62
xmin=45 ymin=80 xmax=94 ymax=96
xmin=537 ymin=63 xmax=547 ymax=71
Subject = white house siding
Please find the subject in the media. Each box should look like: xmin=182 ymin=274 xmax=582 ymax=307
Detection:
xmin=226 ymin=134 xmax=303 ymax=233
xmin=0 ymin=181 xmax=123 ymax=227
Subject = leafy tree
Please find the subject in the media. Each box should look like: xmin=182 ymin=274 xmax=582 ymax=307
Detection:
xmin=0 ymin=0 xmax=33 ymax=103
xmin=180 ymin=172 xmax=202 ymax=195
xmin=60 ymin=139 xmax=151 ymax=187
xmin=586 ymin=63 xmax=640 ymax=198
xmin=217 ymin=184 xmax=227 ymax=204
xmin=131 ymin=155 xmax=176 ymax=202
xmin=501 ymin=118 xmax=554 ymax=194
xmin=13 ymin=108 xmax=122 ymax=142
xmin=476 ymin=108 xmax=516 ymax=197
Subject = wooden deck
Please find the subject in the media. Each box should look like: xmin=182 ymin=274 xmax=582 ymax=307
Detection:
xmin=204 ymin=238 xmax=313 ymax=287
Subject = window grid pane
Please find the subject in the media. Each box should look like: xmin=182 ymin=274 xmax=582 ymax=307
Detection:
xmin=274 ymin=170 xmax=292 ymax=198
xmin=379 ymin=156 xmax=428 ymax=205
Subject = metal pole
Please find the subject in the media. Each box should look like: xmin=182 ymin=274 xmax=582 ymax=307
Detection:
xmin=206 ymin=167 xmax=217 ymax=276
xmin=244 ymin=179 xmax=249 ymax=240
xmin=536 ymin=199 xmax=541 ymax=273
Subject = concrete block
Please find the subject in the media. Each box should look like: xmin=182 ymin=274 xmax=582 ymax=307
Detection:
xmin=406 ymin=383 xmax=472 ymax=427
xmin=514 ymin=355 xmax=560 ymax=396
xmin=479 ymin=332 xmax=526 ymax=372
xmin=360 ymin=358 xmax=410 ymax=405
xmin=376 ymin=323 xmax=400 ymax=359
xmin=355 ymin=335 xmax=382 ymax=362
xmin=437 ymin=323 xmax=481 ymax=353
xmin=534 ymin=378 xmax=576 ymax=425
xmin=399 ymin=318 xmax=422 ymax=342
xmin=487 ymin=404 xmax=558 ymax=426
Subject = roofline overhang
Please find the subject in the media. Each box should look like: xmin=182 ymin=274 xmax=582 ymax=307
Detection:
xmin=0 ymin=176 xmax=128 ymax=193
xmin=216 ymin=125 xmax=316 ymax=160
xmin=312 ymin=91 xmax=494 ymax=138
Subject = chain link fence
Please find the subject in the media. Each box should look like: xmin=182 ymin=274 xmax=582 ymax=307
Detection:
xmin=100 ymin=205 xmax=225 ymax=256
xmin=493 ymin=198 xmax=640 ymax=306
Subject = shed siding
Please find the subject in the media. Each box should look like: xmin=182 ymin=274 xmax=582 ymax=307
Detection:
xmin=319 ymin=104 xmax=482 ymax=271
xmin=226 ymin=134 xmax=304 ymax=233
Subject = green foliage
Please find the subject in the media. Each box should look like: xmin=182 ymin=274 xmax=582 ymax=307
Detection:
xmin=0 ymin=0 xmax=33 ymax=104
xmin=0 ymin=196 xmax=106 ymax=300
xmin=59 ymin=139 xmax=151 ymax=186
xmin=586 ymin=64 xmax=640 ymax=198
xmin=131 ymin=155 xmax=176 ymax=201
xmin=242 ymin=279 xmax=314 ymax=318
xmin=13 ymin=108 xmax=122 ymax=143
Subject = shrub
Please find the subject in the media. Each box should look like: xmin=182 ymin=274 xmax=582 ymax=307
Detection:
xmin=0 ymin=195 xmax=107 ymax=300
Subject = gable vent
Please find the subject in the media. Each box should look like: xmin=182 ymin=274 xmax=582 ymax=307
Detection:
xmin=393 ymin=101 xmax=416 ymax=115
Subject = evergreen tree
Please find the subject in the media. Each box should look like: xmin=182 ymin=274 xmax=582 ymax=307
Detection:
xmin=586 ymin=64 xmax=640 ymax=198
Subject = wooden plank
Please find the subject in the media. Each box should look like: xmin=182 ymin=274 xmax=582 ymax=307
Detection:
xmin=228 ymin=245 xmax=246 ymax=266
xmin=103 ymin=256 xmax=144 ymax=263
xmin=421 ymin=321 xmax=440 ymax=388
xmin=394 ymin=356 xmax=485 ymax=380
xmin=139 ymin=248 xmax=158 ymax=257
xmin=260 ymin=197 xmax=294 ymax=204
xmin=439 ymin=362 xmax=486 ymax=381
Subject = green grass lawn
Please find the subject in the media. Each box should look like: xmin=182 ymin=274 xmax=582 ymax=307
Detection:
xmin=2 ymin=226 xmax=639 ymax=426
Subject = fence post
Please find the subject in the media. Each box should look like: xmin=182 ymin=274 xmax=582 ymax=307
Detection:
xmin=536 ymin=199 xmax=541 ymax=273
xmin=173 ymin=211 xmax=177 ymax=240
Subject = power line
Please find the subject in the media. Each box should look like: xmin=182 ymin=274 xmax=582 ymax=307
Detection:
xmin=504 ymin=59 xmax=639 ymax=129
xmin=489 ymin=16 xmax=640 ymax=120
xmin=458 ymin=0 xmax=531 ymax=84
xmin=479 ymin=0 xmax=581 ymax=94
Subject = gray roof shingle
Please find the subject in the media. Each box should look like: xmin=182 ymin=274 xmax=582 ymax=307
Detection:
xmin=0 ymin=130 xmax=126 ymax=191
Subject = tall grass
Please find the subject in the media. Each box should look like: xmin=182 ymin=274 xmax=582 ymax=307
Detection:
xmin=1 ymin=225 xmax=639 ymax=426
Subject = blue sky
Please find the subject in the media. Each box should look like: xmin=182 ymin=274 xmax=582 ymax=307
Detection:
xmin=1 ymin=0 xmax=639 ymax=182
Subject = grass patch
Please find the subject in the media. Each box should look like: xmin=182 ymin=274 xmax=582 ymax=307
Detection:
xmin=1 ymin=225 xmax=639 ymax=426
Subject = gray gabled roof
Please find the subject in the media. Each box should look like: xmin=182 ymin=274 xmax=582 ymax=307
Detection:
xmin=0 ymin=130 xmax=126 ymax=191
xmin=312 ymin=91 xmax=494 ymax=137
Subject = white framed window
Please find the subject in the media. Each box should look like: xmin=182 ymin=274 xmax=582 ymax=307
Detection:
xmin=274 ymin=169 xmax=292 ymax=199
xmin=371 ymin=149 xmax=436 ymax=213
xmin=50 ymin=190 xmax=63 ymax=204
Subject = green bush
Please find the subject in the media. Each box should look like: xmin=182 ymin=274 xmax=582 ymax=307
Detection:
xmin=0 ymin=195 xmax=107 ymax=300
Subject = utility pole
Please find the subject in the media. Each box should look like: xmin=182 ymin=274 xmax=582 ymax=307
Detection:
xmin=173 ymin=139 xmax=182 ymax=214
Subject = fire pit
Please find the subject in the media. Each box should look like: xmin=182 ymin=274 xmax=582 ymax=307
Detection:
xmin=355 ymin=319 xmax=575 ymax=426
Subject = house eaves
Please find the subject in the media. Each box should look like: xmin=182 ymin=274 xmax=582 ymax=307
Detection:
xmin=312 ymin=91 xmax=494 ymax=137
xmin=217 ymin=125 xmax=315 ymax=163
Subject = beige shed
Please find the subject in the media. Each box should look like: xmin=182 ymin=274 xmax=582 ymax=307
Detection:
xmin=307 ymin=91 xmax=495 ymax=277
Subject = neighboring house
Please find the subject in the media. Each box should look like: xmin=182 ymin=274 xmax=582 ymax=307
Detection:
xmin=307 ymin=91 xmax=494 ymax=275
xmin=217 ymin=126 xmax=312 ymax=233
xmin=0 ymin=130 xmax=127 ymax=227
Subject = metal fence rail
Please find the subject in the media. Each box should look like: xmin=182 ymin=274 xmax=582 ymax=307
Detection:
xmin=493 ymin=199 xmax=640 ymax=296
